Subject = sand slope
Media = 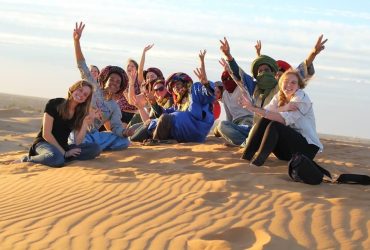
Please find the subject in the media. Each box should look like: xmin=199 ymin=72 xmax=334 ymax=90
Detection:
xmin=0 ymin=94 xmax=369 ymax=250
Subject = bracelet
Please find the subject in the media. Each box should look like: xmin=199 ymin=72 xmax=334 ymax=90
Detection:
xmin=263 ymin=109 xmax=269 ymax=118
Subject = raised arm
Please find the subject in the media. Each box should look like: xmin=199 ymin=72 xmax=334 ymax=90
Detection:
xmin=73 ymin=22 xmax=85 ymax=62
xmin=255 ymin=40 xmax=262 ymax=57
xmin=219 ymin=37 xmax=255 ymax=97
xmin=138 ymin=44 xmax=154 ymax=84
xmin=127 ymin=68 xmax=138 ymax=105
xmin=73 ymin=22 xmax=96 ymax=84
xmin=198 ymin=49 xmax=208 ymax=84
xmin=219 ymin=37 xmax=233 ymax=61
xmin=305 ymin=34 xmax=327 ymax=67
xmin=218 ymin=58 xmax=231 ymax=73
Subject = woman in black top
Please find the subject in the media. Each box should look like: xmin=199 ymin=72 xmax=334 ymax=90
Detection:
xmin=22 ymin=80 xmax=100 ymax=167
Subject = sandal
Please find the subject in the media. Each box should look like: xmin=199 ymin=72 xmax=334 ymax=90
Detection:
xmin=142 ymin=139 xmax=160 ymax=146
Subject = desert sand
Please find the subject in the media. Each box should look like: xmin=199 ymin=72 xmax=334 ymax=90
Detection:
xmin=0 ymin=93 xmax=369 ymax=250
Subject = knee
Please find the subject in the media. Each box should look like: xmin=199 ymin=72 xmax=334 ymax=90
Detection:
xmin=84 ymin=143 xmax=102 ymax=158
xmin=218 ymin=120 xmax=232 ymax=133
xmin=45 ymin=153 xmax=65 ymax=167
xmin=89 ymin=143 xmax=101 ymax=158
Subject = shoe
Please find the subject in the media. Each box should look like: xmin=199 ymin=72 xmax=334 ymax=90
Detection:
xmin=11 ymin=155 xmax=28 ymax=164
xmin=142 ymin=139 xmax=160 ymax=146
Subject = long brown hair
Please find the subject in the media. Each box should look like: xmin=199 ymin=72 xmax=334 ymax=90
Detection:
xmin=278 ymin=69 xmax=306 ymax=107
xmin=57 ymin=80 xmax=93 ymax=131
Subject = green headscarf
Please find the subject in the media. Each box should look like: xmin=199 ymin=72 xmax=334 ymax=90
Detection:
xmin=251 ymin=55 xmax=279 ymax=100
xmin=255 ymin=72 xmax=277 ymax=100
xmin=251 ymin=55 xmax=278 ymax=79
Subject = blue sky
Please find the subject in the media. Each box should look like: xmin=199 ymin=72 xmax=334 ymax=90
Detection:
xmin=1 ymin=0 xmax=370 ymax=138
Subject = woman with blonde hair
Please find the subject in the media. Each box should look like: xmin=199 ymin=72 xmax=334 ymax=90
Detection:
xmin=21 ymin=80 xmax=100 ymax=167
xmin=240 ymin=69 xmax=323 ymax=166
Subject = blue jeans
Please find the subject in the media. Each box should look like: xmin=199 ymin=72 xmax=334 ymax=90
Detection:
xmin=216 ymin=120 xmax=251 ymax=146
xmin=26 ymin=141 xmax=101 ymax=167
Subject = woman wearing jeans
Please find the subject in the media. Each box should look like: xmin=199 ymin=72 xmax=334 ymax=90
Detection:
xmin=240 ymin=69 xmax=323 ymax=166
xmin=21 ymin=80 xmax=100 ymax=167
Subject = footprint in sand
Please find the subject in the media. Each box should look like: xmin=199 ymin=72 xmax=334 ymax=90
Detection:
xmin=188 ymin=227 xmax=256 ymax=250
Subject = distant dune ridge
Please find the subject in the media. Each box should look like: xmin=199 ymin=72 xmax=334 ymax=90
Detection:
xmin=0 ymin=92 xmax=48 ymax=112
xmin=0 ymin=92 xmax=369 ymax=249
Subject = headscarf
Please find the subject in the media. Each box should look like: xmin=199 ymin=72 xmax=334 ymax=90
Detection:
xmin=166 ymin=72 xmax=193 ymax=93
xmin=251 ymin=55 xmax=278 ymax=79
xmin=276 ymin=60 xmax=292 ymax=73
xmin=221 ymin=70 xmax=237 ymax=93
xmin=165 ymin=72 xmax=193 ymax=109
xmin=251 ymin=55 xmax=279 ymax=99
xmin=143 ymin=67 xmax=164 ymax=81
xmin=98 ymin=65 xmax=128 ymax=93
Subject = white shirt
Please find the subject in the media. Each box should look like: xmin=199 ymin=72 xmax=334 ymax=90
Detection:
xmin=265 ymin=89 xmax=323 ymax=151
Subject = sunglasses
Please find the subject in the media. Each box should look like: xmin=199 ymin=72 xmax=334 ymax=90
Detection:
xmin=154 ymin=86 xmax=165 ymax=92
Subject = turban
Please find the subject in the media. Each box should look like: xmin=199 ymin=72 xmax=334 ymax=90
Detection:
xmin=143 ymin=67 xmax=164 ymax=81
xmin=221 ymin=70 xmax=237 ymax=93
xmin=276 ymin=60 xmax=292 ymax=73
xmin=165 ymin=72 xmax=193 ymax=93
xmin=251 ymin=55 xmax=278 ymax=79
xmin=98 ymin=65 xmax=128 ymax=92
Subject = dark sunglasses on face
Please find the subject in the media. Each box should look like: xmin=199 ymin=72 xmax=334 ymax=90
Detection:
xmin=154 ymin=86 xmax=165 ymax=92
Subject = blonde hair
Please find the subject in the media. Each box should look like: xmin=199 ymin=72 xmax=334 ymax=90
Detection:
xmin=57 ymin=80 xmax=93 ymax=131
xmin=278 ymin=69 xmax=306 ymax=107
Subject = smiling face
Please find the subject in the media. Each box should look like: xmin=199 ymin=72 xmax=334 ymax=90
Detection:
xmin=105 ymin=73 xmax=122 ymax=94
xmin=146 ymin=72 xmax=158 ymax=82
xmin=90 ymin=66 xmax=99 ymax=80
xmin=215 ymin=86 xmax=223 ymax=100
xmin=153 ymin=83 xmax=167 ymax=99
xmin=172 ymin=81 xmax=187 ymax=96
xmin=280 ymin=73 xmax=300 ymax=100
xmin=127 ymin=61 xmax=137 ymax=73
xmin=71 ymin=85 xmax=92 ymax=104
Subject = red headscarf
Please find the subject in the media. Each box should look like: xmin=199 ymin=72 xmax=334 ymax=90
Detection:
xmin=221 ymin=71 xmax=237 ymax=93
xmin=276 ymin=60 xmax=292 ymax=73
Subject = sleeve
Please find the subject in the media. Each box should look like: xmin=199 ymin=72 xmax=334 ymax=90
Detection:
xmin=108 ymin=101 xmax=125 ymax=137
xmin=163 ymin=107 xmax=176 ymax=114
xmin=296 ymin=61 xmax=315 ymax=81
xmin=279 ymin=91 xmax=312 ymax=126
xmin=228 ymin=58 xmax=255 ymax=96
xmin=264 ymin=94 xmax=279 ymax=112
xmin=77 ymin=59 xmax=98 ymax=88
xmin=44 ymin=99 xmax=59 ymax=118
xmin=151 ymin=103 xmax=164 ymax=118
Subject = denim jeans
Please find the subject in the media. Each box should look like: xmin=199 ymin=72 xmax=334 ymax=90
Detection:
xmin=25 ymin=141 xmax=101 ymax=167
xmin=216 ymin=120 xmax=251 ymax=146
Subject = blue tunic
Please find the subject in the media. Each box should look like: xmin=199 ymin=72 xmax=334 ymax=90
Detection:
xmin=167 ymin=82 xmax=215 ymax=143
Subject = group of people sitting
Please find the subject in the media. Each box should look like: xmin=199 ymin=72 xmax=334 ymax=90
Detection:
xmin=20 ymin=22 xmax=327 ymax=168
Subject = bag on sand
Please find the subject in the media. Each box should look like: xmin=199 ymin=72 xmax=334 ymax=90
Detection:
xmin=288 ymin=153 xmax=370 ymax=185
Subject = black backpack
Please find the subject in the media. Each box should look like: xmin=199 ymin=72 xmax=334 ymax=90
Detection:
xmin=288 ymin=153 xmax=370 ymax=185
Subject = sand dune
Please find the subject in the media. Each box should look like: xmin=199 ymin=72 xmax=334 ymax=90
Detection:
xmin=0 ymin=94 xmax=369 ymax=249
